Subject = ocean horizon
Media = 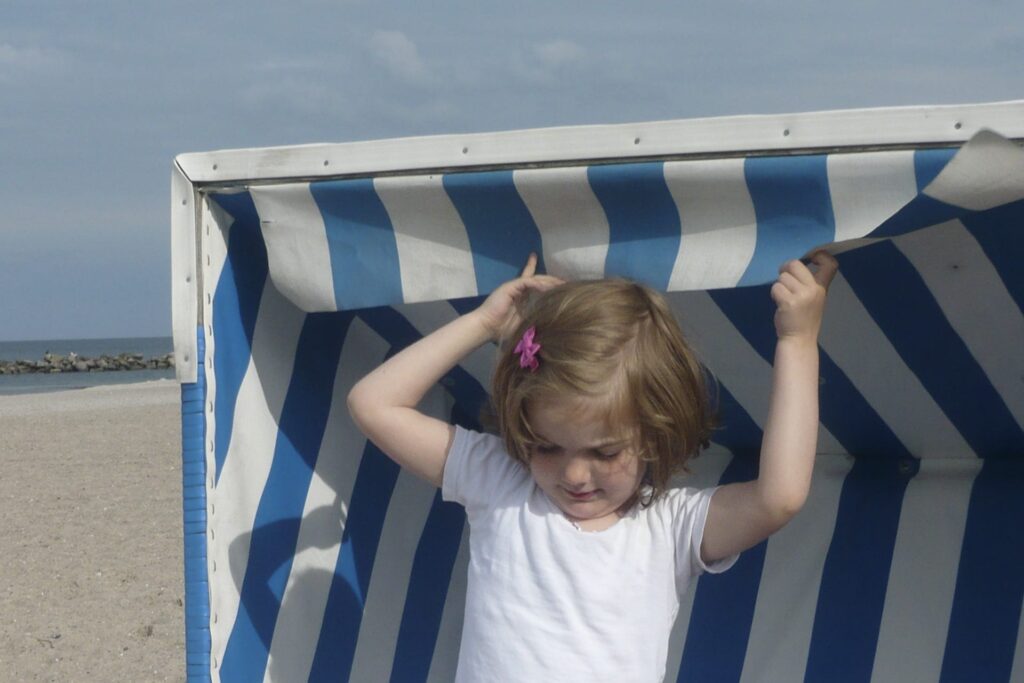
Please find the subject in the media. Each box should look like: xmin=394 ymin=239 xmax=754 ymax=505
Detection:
xmin=0 ymin=336 xmax=175 ymax=395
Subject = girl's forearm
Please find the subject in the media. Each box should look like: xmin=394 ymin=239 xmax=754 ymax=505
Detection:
xmin=756 ymin=336 xmax=820 ymax=518
xmin=351 ymin=309 xmax=493 ymax=411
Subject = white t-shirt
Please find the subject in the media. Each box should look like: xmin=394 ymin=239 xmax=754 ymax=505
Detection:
xmin=442 ymin=426 xmax=738 ymax=682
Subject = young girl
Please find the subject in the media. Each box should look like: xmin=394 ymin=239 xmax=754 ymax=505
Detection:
xmin=348 ymin=251 xmax=838 ymax=681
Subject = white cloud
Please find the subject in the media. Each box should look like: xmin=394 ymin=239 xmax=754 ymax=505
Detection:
xmin=533 ymin=39 xmax=586 ymax=68
xmin=368 ymin=30 xmax=431 ymax=85
xmin=0 ymin=43 xmax=64 ymax=82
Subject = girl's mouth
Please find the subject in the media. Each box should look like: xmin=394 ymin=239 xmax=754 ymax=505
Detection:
xmin=564 ymin=489 xmax=597 ymax=501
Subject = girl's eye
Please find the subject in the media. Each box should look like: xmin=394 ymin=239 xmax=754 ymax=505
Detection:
xmin=594 ymin=450 xmax=621 ymax=460
xmin=533 ymin=443 xmax=560 ymax=455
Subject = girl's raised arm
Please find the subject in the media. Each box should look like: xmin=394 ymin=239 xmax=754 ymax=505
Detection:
xmin=700 ymin=250 xmax=839 ymax=564
xmin=347 ymin=254 xmax=561 ymax=487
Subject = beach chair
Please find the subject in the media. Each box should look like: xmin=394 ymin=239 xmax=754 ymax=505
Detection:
xmin=172 ymin=100 xmax=1024 ymax=682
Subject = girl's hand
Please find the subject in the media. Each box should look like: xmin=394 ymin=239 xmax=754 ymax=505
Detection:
xmin=771 ymin=250 xmax=838 ymax=343
xmin=474 ymin=253 xmax=564 ymax=342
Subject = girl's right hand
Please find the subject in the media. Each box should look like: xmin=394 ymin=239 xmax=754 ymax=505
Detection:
xmin=474 ymin=253 xmax=564 ymax=342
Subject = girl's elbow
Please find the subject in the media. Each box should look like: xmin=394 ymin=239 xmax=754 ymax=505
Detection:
xmin=761 ymin=489 xmax=807 ymax=528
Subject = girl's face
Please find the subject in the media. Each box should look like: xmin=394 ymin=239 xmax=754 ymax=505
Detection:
xmin=526 ymin=398 xmax=644 ymax=531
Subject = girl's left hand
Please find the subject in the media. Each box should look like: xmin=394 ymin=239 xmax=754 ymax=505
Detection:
xmin=473 ymin=253 xmax=564 ymax=342
xmin=771 ymin=250 xmax=839 ymax=342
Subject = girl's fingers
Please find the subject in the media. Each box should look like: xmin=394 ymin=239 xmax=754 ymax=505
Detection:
xmin=520 ymin=252 xmax=538 ymax=279
xmin=777 ymin=271 xmax=801 ymax=294
xmin=810 ymin=250 xmax=839 ymax=289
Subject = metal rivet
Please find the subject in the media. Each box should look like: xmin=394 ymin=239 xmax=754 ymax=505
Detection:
xmin=323 ymin=160 xmax=329 ymax=166
xmin=783 ymin=128 xmax=790 ymax=137
xmin=212 ymin=163 xmax=218 ymax=170
xmin=184 ymin=353 xmax=190 ymax=362
xmin=214 ymin=613 xmax=218 ymax=624
xmin=461 ymin=146 xmax=468 ymax=154
xmin=212 ymin=560 xmax=217 ymax=571
xmin=181 ymin=199 xmax=187 ymax=206
xmin=185 ymin=274 xmax=192 ymax=283
xmin=210 ymin=528 xmax=215 ymax=540
xmin=206 ymin=254 xmax=210 ymax=266
xmin=209 ymin=440 xmax=214 ymax=452
xmin=207 ymin=325 xmax=212 ymax=336
xmin=954 ymin=121 xmax=962 ymax=130
xmin=208 ymin=401 xmax=213 ymax=412
xmin=207 ymin=293 xmax=212 ymax=305
xmin=633 ymin=137 xmax=640 ymax=145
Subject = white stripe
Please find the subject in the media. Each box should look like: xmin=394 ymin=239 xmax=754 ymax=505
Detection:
xmin=262 ymin=319 xmax=389 ymax=682
xmin=208 ymin=282 xmax=307 ymax=674
xmin=894 ymin=221 xmax=1024 ymax=433
xmin=740 ymin=453 xmax=854 ymax=683
xmin=663 ymin=158 xmax=758 ymax=290
xmin=513 ymin=166 xmax=610 ymax=280
xmin=349 ymin=468 xmax=441 ymax=682
xmin=923 ymin=129 xmax=1024 ymax=211
xmin=670 ymin=291 xmax=845 ymax=455
xmin=203 ymin=198 xmax=231 ymax=683
xmin=427 ymin=527 xmax=471 ymax=683
xmin=664 ymin=450 xmax=735 ymax=683
xmin=870 ymin=458 xmax=982 ymax=683
xmin=375 ymin=175 xmax=478 ymax=304
xmin=827 ymin=150 xmax=917 ymax=243
xmin=250 ymin=183 xmax=337 ymax=312
xmin=819 ymin=273 xmax=975 ymax=458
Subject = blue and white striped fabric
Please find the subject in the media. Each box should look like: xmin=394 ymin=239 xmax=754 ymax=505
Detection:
xmin=191 ymin=129 xmax=1024 ymax=682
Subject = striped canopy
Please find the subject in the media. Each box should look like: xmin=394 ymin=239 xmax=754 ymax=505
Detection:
xmin=177 ymin=119 xmax=1024 ymax=682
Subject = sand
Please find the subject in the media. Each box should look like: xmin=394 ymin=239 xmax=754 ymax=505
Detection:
xmin=0 ymin=380 xmax=185 ymax=682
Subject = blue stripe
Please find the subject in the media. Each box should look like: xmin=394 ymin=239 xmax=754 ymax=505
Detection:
xmin=209 ymin=192 xmax=269 ymax=484
xmin=588 ymin=162 xmax=680 ymax=289
xmin=708 ymin=285 xmax=910 ymax=459
xmin=804 ymin=457 xmax=917 ymax=682
xmin=871 ymin=147 xmax=960 ymax=238
xmin=308 ymin=439 xmax=402 ymax=682
xmin=443 ymin=170 xmax=543 ymax=296
xmin=941 ymin=459 xmax=1024 ymax=681
xmin=182 ymin=328 xmax=211 ymax=683
xmin=961 ymin=199 xmax=1024 ymax=318
xmin=740 ymin=155 xmax=835 ymax=287
xmin=678 ymin=384 xmax=764 ymax=683
xmin=389 ymin=492 xmax=467 ymax=682
xmin=389 ymin=385 xmax=482 ymax=682
xmin=840 ymin=241 xmax=1024 ymax=457
xmin=220 ymin=312 xmax=353 ymax=682
xmin=309 ymin=178 xmax=404 ymax=310
xmin=915 ymin=147 xmax=958 ymax=191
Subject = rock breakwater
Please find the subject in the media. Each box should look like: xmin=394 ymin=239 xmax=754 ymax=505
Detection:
xmin=0 ymin=352 xmax=175 ymax=375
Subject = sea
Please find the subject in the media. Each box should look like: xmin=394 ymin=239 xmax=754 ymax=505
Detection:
xmin=0 ymin=336 xmax=175 ymax=395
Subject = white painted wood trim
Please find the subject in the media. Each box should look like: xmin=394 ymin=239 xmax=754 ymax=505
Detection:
xmin=176 ymin=100 xmax=1024 ymax=185
xmin=171 ymin=160 xmax=199 ymax=383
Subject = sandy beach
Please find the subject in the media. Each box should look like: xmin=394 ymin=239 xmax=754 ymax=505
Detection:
xmin=0 ymin=380 xmax=185 ymax=682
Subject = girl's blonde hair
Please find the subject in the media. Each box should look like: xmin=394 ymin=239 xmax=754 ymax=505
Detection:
xmin=491 ymin=279 xmax=716 ymax=502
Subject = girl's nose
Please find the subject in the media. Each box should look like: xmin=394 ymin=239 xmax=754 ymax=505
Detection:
xmin=561 ymin=453 xmax=591 ymax=489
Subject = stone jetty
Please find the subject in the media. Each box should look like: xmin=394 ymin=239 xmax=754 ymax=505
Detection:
xmin=0 ymin=351 xmax=175 ymax=375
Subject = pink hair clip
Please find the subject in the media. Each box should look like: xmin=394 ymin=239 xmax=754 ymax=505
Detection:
xmin=514 ymin=326 xmax=541 ymax=372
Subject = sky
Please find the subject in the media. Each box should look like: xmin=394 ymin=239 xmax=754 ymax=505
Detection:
xmin=1 ymin=0 xmax=1021 ymax=341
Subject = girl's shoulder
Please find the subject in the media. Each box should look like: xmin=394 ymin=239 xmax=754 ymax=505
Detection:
xmin=442 ymin=426 xmax=531 ymax=513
